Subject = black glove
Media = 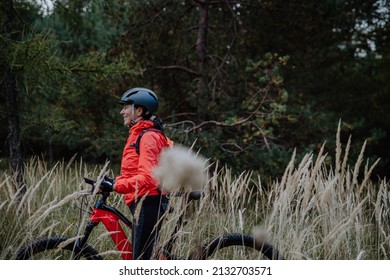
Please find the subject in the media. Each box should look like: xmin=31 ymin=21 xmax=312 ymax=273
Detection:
xmin=99 ymin=175 xmax=115 ymax=192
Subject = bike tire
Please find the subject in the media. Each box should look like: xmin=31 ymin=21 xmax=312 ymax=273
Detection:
xmin=197 ymin=233 xmax=283 ymax=260
xmin=16 ymin=237 xmax=102 ymax=260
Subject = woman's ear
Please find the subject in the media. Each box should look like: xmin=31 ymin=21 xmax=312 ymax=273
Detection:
xmin=136 ymin=106 xmax=144 ymax=117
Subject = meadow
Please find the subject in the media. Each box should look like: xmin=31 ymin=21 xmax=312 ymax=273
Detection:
xmin=1 ymin=127 xmax=389 ymax=260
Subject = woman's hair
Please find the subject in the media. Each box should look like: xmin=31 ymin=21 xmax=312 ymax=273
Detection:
xmin=136 ymin=105 xmax=152 ymax=119
xmin=152 ymin=117 xmax=164 ymax=132
xmin=137 ymin=105 xmax=164 ymax=131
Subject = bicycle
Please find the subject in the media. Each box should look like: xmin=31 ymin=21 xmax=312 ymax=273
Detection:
xmin=16 ymin=177 xmax=284 ymax=260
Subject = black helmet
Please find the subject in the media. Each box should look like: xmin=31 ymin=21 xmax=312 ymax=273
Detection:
xmin=119 ymin=87 xmax=158 ymax=114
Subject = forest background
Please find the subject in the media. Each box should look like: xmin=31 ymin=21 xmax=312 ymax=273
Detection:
xmin=1 ymin=0 xmax=389 ymax=187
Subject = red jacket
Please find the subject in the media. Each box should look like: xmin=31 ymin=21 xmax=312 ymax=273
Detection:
xmin=115 ymin=120 xmax=170 ymax=206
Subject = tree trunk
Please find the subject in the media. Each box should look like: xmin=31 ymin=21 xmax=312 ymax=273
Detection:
xmin=196 ymin=0 xmax=209 ymax=68
xmin=1 ymin=0 xmax=26 ymax=194
xmin=4 ymin=70 xmax=26 ymax=193
xmin=196 ymin=0 xmax=209 ymax=116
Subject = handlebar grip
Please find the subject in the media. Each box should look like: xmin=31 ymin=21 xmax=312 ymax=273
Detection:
xmin=84 ymin=178 xmax=95 ymax=185
xmin=188 ymin=190 xmax=203 ymax=200
xmin=172 ymin=190 xmax=203 ymax=200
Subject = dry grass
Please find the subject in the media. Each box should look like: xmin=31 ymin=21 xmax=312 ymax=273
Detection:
xmin=0 ymin=126 xmax=389 ymax=260
xmin=263 ymin=124 xmax=389 ymax=259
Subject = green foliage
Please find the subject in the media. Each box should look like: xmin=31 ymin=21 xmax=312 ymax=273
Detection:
xmin=1 ymin=0 xmax=143 ymax=164
xmin=1 ymin=0 xmax=389 ymax=181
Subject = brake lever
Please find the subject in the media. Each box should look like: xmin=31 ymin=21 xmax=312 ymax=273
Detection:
xmin=84 ymin=177 xmax=95 ymax=193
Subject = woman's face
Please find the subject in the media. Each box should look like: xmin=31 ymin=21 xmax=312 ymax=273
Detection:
xmin=120 ymin=104 xmax=142 ymax=126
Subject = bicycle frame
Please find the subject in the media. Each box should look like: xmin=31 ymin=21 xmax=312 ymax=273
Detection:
xmin=77 ymin=192 xmax=134 ymax=260
xmin=77 ymin=178 xmax=201 ymax=260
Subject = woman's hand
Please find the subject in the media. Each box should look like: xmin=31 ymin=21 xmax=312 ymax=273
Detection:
xmin=98 ymin=176 xmax=116 ymax=192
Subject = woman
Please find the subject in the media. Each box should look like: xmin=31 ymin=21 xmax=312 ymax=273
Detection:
xmin=99 ymin=87 xmax=171 ymax=260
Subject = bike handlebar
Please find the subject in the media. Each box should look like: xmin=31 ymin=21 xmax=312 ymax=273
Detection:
xmin=84 ymin=177 xmax=112 ymax=205
xmin=84 ymin=177 xmax=95 ymax=186
xmin=84 ymin=177 xmax=203 ymax=201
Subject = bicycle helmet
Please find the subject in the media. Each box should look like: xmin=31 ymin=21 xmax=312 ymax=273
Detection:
xmin=119 ymin=87 xmax=159 ymax=114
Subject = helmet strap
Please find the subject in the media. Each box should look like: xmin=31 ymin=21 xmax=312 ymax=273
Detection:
xmin=130 ymin=116 xmax=143 ymax=126
xmin=131 ymin=104 xmax=135 ymax=122
xmin=130 ymin=104 xmax=143 ymax=126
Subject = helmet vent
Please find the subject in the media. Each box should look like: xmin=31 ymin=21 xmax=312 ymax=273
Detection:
xmin=126 ymin=91 xmax=138 ymax=98
xmin=148 ymin=92 xmax=157 ymax=101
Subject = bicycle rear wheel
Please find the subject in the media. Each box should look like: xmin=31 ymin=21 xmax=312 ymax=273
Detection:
xmin=197 ymin=233 xmax=283 ymax=260
xmin=16 ymin=237 xmax=102 ymax=260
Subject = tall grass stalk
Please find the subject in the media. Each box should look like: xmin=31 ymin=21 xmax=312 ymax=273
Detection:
xmin=263 ymin=126 xmax=388 ymax=259
xmin=0 ymin=127 xmax=388 ymax=259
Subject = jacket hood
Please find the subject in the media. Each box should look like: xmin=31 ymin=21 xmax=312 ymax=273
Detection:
xmin=129 ymin=120 xmax=154 ymax=134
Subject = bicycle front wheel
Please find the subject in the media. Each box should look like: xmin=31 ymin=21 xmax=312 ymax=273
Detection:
xmin=16 ymin=237 xmax=102 ymax=260
xmin=197 ymin=233 xmax=283 ymax=260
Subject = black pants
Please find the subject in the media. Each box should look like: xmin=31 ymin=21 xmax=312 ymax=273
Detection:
xmin=129 ymin=195 xmax=168 ymax=260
